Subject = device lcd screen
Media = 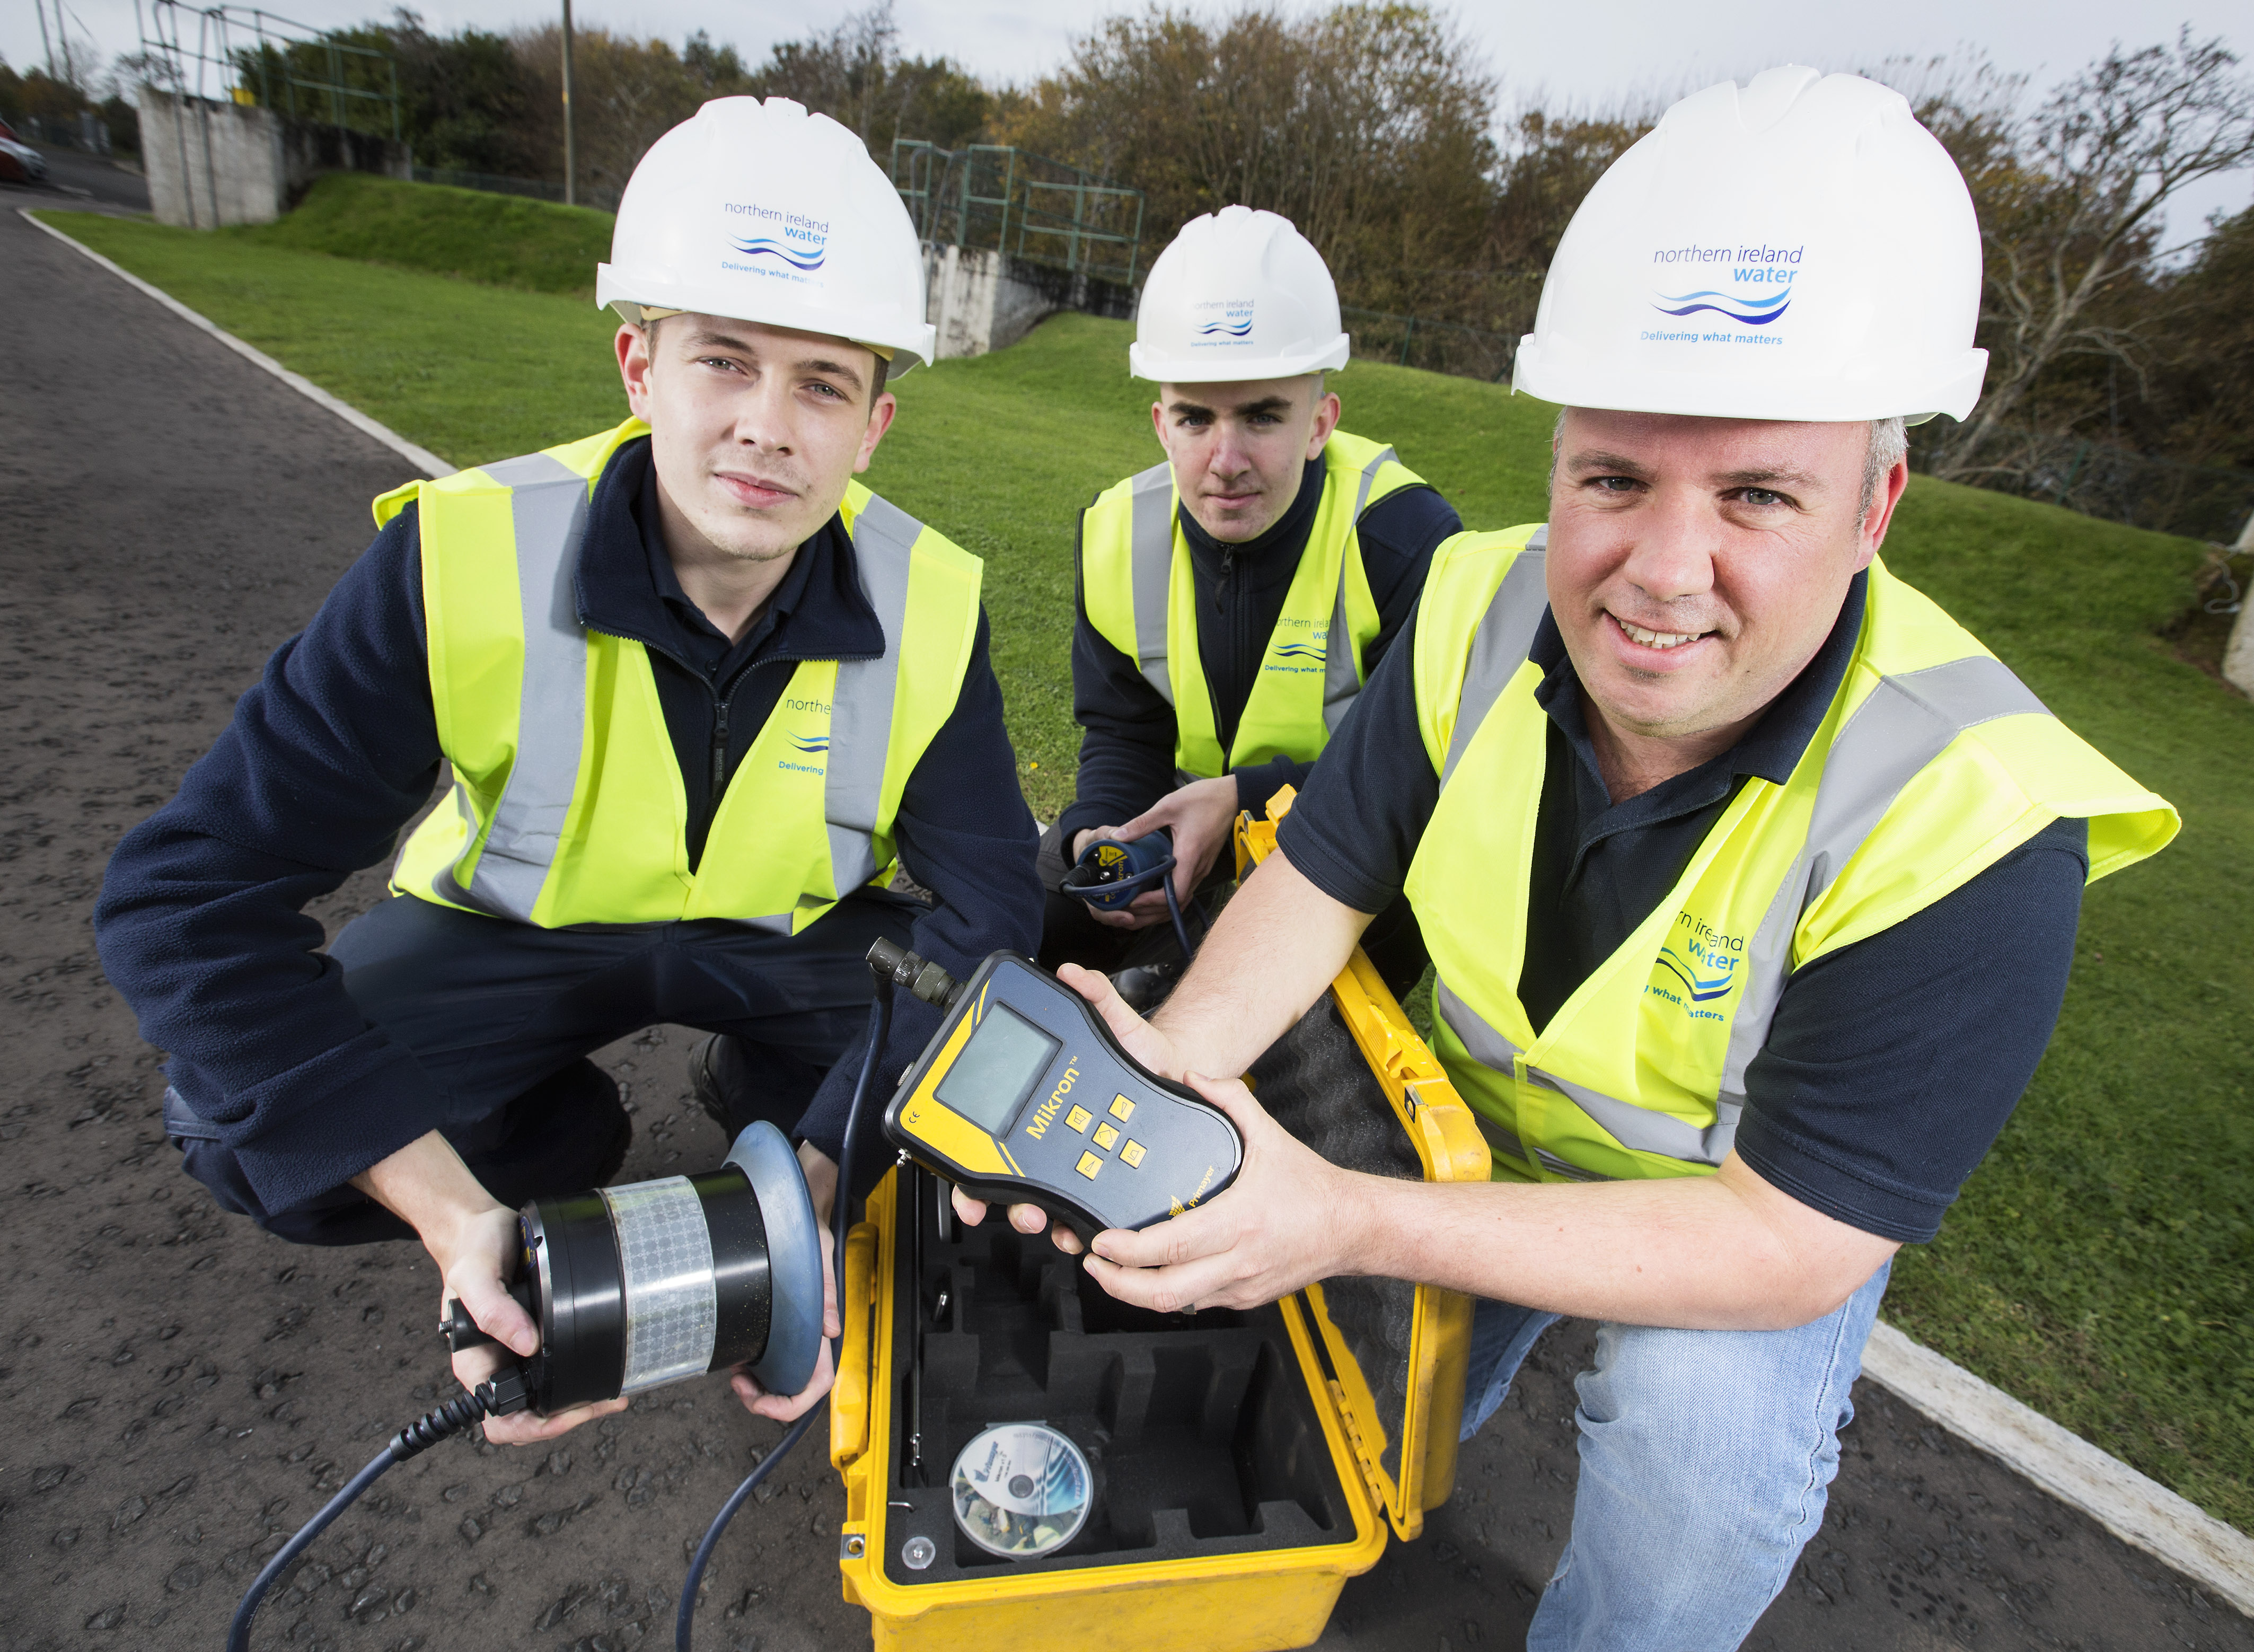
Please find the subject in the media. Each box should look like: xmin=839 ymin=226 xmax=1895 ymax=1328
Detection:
xmin=936 ymin=1003 xmax=1062 ymax=1135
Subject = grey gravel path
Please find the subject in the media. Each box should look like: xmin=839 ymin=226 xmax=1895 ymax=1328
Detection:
xmin=1 ymin=203 xmax=2246 ymax=1652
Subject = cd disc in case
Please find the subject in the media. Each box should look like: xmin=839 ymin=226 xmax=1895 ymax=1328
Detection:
xmin=949 ymin=1422 xmax=1093 ymax=1559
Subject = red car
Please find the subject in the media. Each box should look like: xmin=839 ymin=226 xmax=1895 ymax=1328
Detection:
xmin=0 ymin=117 xmax=52 ymax=184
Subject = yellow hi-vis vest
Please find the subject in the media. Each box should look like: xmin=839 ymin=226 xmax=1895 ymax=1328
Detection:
xmin=1080 ymin=430 xmax=1423 ymax=779
xmin=1403 ymin=524 xmax=2178 ymax=1185
xmin=374 ymin=419 xmax=984 ymax=934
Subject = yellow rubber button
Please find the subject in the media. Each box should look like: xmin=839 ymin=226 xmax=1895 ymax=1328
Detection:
xmin=1108 ymin=1095 xmax=1135 ymax=1122
xmin=1066 ymin=1105 xmax=1093 ymax=1132
xmin=1093 ymin=1123 xmax=1120 ymax=1150
xmin=1076 ymin=1150 xmax=1102 ymax=1179
xmin=1119 ymin=1140 xmax=1146 ymax=1168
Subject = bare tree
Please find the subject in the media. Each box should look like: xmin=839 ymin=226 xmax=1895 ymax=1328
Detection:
xmin=1929 ymin=29 xmax=2254 ymax=480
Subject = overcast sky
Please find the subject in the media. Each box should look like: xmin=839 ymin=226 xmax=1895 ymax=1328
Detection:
xmin=16 ymin=0 xmax=2254 ymax=246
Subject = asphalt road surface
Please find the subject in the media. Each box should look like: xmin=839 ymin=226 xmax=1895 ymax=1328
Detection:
xmin=2 ymin=201 xmax=2247 ymax=1652
xmin=4 ymin=143 xmax=152 ymax=212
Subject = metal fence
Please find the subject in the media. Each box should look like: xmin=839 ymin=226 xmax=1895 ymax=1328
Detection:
xmin=1342 ymin=305 xmax=1517 ymax=381
xmin=15 ymin=110 xmax=112 ymax=153
xmin=1918 ymin=428 xmax=2254 ymax=544
xmin=411 ymin=165 xmax=580 ymax=206
xmin=891 ymin=140 xmax=1144 ymax=287
xmin=141 ymin=1 xmax=401 ymax=142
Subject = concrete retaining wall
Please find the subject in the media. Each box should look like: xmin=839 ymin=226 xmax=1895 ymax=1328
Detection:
xmin=924 ymin=243 xmax=1136 ymax=362
xmin=2227 ymin=512 xmax=2254 ymax=698
xmin=138 ymin=86 xmax=409 ymax=229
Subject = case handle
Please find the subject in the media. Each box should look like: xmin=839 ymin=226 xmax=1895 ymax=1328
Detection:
xmin=828 ymin=1220 xmax=879 ymax=1469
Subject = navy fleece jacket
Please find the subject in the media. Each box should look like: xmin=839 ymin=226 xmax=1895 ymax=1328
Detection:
xmin=93 ymin=437 xmax=1040 ymax=1212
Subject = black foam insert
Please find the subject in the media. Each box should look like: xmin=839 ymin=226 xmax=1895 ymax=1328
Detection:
xmin=876 ymin=991 xmax=1434 ymax=1586
xmin=879 ymin=1171 xmax=1349 ymax=1586
xmin=1247 ymin=995 xmax=1427 ymax=1489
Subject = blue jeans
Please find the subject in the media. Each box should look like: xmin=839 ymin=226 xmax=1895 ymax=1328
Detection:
xmin=1460 ymin=1261 xmax=1890 ymax=1651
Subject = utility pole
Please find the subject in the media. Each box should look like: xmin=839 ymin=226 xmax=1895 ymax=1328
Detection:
xmin=560 ymin=0 xmax=576 ymax=207
xmin=36 ymin=0 xmax=57 ymax=80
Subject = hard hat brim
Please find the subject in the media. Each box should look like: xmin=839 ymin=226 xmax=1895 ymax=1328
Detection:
xmin=1513 ymin=339 xmax=1988 ymax=425
xmin=1129 ymin=333 xmax=1351 ymax=384
xmin=597 ymin=263 xmax=937 ymax=376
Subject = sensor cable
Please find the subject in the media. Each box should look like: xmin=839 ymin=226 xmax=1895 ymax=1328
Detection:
xmin=225 ymin=1371 xmax=530 ymax=1652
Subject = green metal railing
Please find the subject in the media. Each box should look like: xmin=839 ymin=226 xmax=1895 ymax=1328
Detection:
xmin=142 ymin=1 xmax=402 ymax=143
xmin=892 ymin=140 xmax=1144 ymax=288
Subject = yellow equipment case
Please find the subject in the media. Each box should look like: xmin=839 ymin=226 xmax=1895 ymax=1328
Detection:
xmin=830 ymin=795 xmax=1492 ymax=1651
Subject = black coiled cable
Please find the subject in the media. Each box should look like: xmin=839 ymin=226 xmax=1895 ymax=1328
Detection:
xmin=225 ymin=1371 xmax=527 ymax=1652
xmin=226 ymin=977 xmax=901 ymax=1652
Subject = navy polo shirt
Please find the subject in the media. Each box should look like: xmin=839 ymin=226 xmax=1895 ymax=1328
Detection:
xmin=1279 ymin=569 xmax=2089 ymax=1243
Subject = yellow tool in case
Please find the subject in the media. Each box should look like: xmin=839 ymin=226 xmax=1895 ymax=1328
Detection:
xmin=830 ymin=791 xmax=1491 ymax=1651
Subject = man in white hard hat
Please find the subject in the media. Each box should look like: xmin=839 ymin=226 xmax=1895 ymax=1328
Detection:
xmin=1041 ymin=205 xmax=1460 ymax=992
xmin=94 ymin=98 xmax=1041 ymax=1442
xmin=965 ymin=69 xmax=2178 ymax=1646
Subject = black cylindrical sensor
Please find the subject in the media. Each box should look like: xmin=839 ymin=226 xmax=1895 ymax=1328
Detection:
xmin=479 ymin=1121 xmax=824 ymax=1416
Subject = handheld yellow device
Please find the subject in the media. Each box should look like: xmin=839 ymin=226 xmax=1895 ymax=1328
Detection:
xmin=877 ymin=944 xmax=1242 ymax=1241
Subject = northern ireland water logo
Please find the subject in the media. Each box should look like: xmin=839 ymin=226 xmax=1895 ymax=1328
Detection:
xmin=777 ymin=728 xmax=829 ymax=777
xmin=1650 ymin=287 xmax=1790 ymax=327
xmin=1191 ymin=298 xmax=1255 ymax=345
xmin=1647 ymin=911 xmax=1744 ymax=1025
xmin=721 ymin=202 xmax=830 ymax=280
xmin=1266 ymin=621 xmax=1325 ymax=676
xmin=1642 ymin=242 xmax=1802 ymax=347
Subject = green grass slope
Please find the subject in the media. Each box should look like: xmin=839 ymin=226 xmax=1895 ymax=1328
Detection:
xmin=48 ymin=210 xmax=625 ymax=465
xmin=241 ymin=172 xmax=614 ymax=295
xmin=38 ymin=209 xmax=2253 ymax=1531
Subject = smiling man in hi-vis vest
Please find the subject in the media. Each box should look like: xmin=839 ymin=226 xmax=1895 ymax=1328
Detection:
xmin=95 ymin=98 xmax=1040 ymax=1444
xmin=963 ymin=68 xmax=2178 ymax=1647
xmin=1042 ymin=206 xmax=1460 ymax=991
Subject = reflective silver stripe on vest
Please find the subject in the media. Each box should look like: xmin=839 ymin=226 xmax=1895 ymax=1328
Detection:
xmin=822 ymin=494 xmax=920 ymax=906
xmin=1322 ymin=444 xmax=1402 ymax=733
xmin=440 ymin=451 xmax=590 ymax=920
xmin=1439 ymin=526 xmax=1546 ymax=787
xmin=437 ymin=454 xmax=923 ymax=929
xmin=1434 ymin=550 xmax=2053 ymax=1170
xmin=1719 ymin=653 xmax=2050 ymax=1096
xmin=1436 ymin=980 xmax=1736 ymax=1171
xmin=1126 ymin=461 xmax=1177 ymax=704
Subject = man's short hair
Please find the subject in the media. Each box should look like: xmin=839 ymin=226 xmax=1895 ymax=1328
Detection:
xmin=1862 ymin=417 xmax=1907 ymax=520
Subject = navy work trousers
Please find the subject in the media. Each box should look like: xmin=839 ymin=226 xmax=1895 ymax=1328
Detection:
xmin=163 ymin=892 xmax=912 ymax=1246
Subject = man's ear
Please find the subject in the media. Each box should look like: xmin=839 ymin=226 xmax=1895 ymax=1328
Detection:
xmin=854 ymin=391 xmax=899 ymax=473
xmin=1305 ymin=381 xmax=1342 ymax=459
xmin=617 ymin=324 xmax=656 ymax=423
xmin=1857 ymin=459 xmax=1910 ymax=570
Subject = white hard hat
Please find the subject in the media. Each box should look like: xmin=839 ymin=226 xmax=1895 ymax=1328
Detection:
xmin=596 ymin=96 xmax=938 ymax=376
xmin=1129 ymin=205 xmax=1351 ymax=383
xmin=1513 ymin=66 xmax=1987 ymax=424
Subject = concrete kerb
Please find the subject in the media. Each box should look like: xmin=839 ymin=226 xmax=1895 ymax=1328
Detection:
xmin=1860 ymin=1322 xmax=2254 ymax=1614
xmin=21 ymin=203 xmax=2254 ymax=1618
xmin=19 ymin=207 xmax=454 ymax=481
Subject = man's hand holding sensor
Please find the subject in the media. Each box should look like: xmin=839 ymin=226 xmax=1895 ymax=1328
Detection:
xmin=947 ymin=959 xmax=1361 ymax=1313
